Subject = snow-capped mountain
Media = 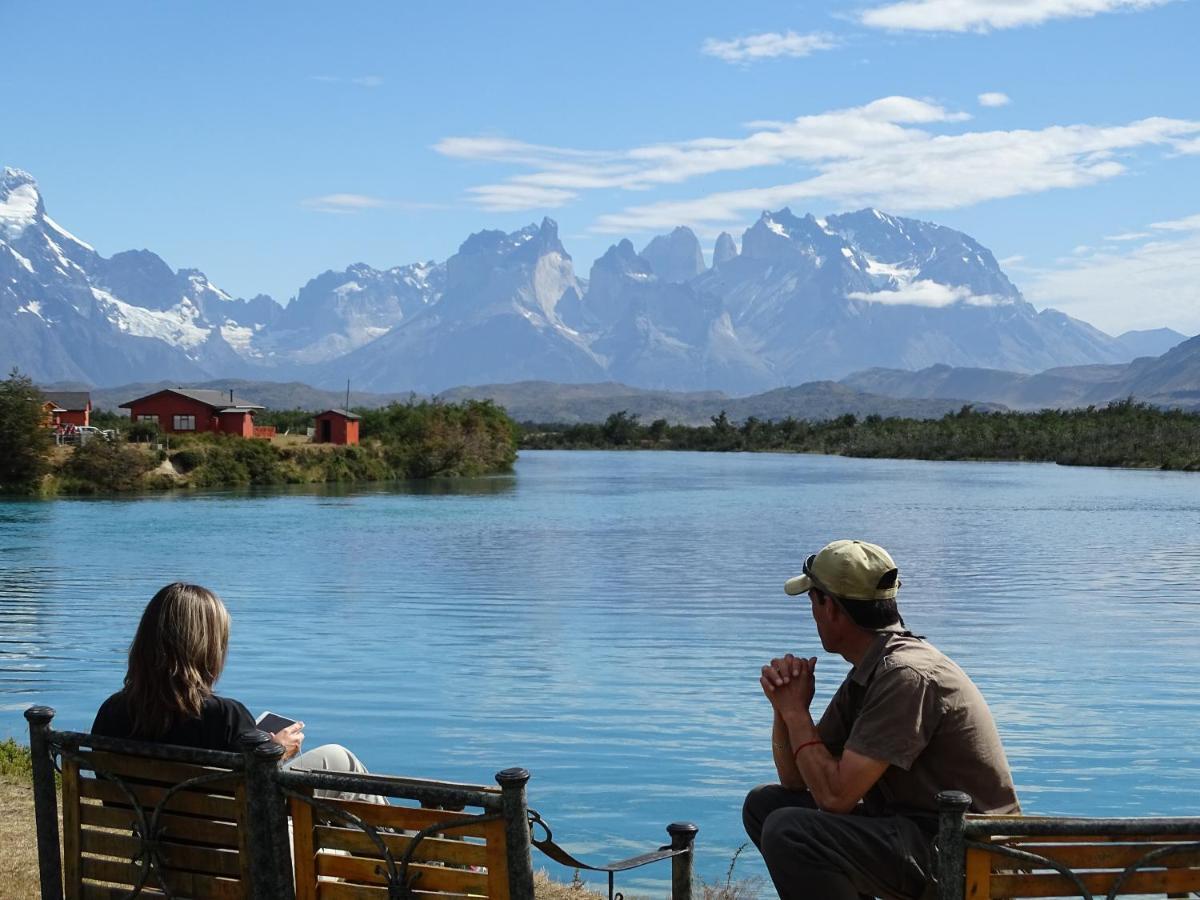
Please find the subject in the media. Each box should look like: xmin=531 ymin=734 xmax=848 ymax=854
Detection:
xmin=2 ymin=166 xmax=1174 ymax=394
xmin=322 ymin=218 xmax=604 ymax=390
xmin=692 ymin=207 xmax=1124 ymax=382
xmin=259 ymin=260 xmax=444 ymax=364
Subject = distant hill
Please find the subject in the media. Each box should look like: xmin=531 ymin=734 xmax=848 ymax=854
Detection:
xmin=67 ymin=377 xmax=1004 ymax=426
xmin=841 ymin=332 xmax=1200 ymax=411
xmin=439 ymin=380 xmax=1004 ymax=425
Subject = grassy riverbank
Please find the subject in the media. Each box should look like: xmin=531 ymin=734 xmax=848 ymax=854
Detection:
xmin=521 ymin=400 xmax=1200 ymax=471
xmin=3 ymin=392 xmax=519 ymax=495
xmin=1 ymin=739 xmax=40 ymax=898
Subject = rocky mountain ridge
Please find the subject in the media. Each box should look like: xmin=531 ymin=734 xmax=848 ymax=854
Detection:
xmin=2 ymin=166 xmax=1188 ymax=393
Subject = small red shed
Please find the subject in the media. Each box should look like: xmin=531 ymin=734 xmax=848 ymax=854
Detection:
xmin=120 ymin=388 xmax=265 ymax=436
xmin=313 ymin=409 xmax=360 ymax=445
xmin=42 ymin=391 xmax=92 ymax=428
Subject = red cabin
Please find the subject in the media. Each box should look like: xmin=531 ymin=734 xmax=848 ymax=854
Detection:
xmin=313 ymin=409 xmax=360 ymax=445
xmin=120 ymin=388 xmax=265 ymax=436
xmin=42 ymin=391 xmax=91 ymax=428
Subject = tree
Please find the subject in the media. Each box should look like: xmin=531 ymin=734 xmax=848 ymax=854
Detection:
xmin=0 ymin=369 xmax=53 ymax=491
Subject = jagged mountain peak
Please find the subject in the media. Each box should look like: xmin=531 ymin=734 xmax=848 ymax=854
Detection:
xmin=639 ymin=226 xmax=705 ymax=283
xmin=713 ymin=233 xmax=738 ymax=267
xmin=1 ymin=167 xmax=45 ymax=241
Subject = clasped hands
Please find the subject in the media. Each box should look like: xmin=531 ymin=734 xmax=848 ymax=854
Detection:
xmin=270 ymin=721 xmax=305 ymax=760
xmin=760 ymin=653 xmax=818 ymax=715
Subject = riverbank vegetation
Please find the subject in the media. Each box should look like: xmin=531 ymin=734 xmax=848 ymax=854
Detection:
xmin=521 ymin=401 xmax=1200 ymax=471
xmin=0 ymin=371 xmax=518 ymax=494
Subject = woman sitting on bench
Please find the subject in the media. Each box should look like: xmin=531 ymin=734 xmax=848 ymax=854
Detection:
xmin=92 ymin=581 xmax=384 ymax=803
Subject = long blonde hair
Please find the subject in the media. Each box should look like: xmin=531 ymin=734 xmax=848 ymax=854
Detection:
xmin=124 ymin=582 xmax=230 ymax=738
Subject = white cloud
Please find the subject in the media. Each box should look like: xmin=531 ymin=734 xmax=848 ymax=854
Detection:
xmin=438 ymin=96 xmax=1199 ymax=222
xmin=860 ymin=0 xmax=1174 ymax=32
xmin=701 ymin=31 xmax=837 ymax=64
xmin=1104 ymin=231 xmax=1151 ymax=241
xmin=1025 ymin=213 xmax=1200 ymax=334
xmin=1149 ymin=213 xmax=1200 ymax=231
xmin=301 ymin=194 xmax=389 ymax=214
xmin=978 ymin=92 xmax=1011 ymax=107
xmin=466 ymin=184 xmax=578 ymax=212
xmin=849 ymin=281 xmax=1005 ymax=307
xmin=310 ymin=75 xmax=384 ymax=88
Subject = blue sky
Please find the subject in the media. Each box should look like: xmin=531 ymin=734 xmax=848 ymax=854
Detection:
xmin=5 ymin=0 xmax=1198 ymax=334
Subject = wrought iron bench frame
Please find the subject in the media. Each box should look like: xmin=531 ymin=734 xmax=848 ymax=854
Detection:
xmin=935 ymin=790 xmax=1200 ymax=900
xmin=25 ymin=706 xmax=698 ymax=900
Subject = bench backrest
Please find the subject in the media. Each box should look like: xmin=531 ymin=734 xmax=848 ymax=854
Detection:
xmin=964 ymin=829 xmax=1200 ymax=898
xmin=289 ymin=785 xmax=515 ymax=900
xmin=936 ymin=792 xmax=1200 ymax=899
xmin=62 ymin=747 xmax=251 ymax=899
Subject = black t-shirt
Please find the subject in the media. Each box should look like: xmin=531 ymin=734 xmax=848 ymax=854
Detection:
xmin=92 ymin=691 xmax=257 ymax=753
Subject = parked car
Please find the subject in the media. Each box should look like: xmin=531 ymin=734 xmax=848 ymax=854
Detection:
xmin=75 ymin=426 xmax=116 ymax=441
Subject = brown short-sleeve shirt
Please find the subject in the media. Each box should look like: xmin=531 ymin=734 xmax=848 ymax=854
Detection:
xmin=817 ymin=629 xmax=1020 ymax=818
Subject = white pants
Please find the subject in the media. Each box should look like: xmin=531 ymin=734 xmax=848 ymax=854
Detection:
xmin=286 ymin=743 xmax=387 ymax=805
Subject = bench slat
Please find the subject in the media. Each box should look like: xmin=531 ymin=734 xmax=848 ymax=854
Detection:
xmin=81 ymin=776 xmax=239 ymax=820
xmin=314 ymin=825 xmax=489 ymax=866
xmin=312 ymin=799 xmax=491 ymax=838
xmin=991 ymin=841 xmax=1200 ymax=869
xmin=80 ymin=828 xmax=242 ymax=877
xmin=80 ymin=801 xmax=240 ymax=847
xmin=483 ymin=818 xmax=510 ymax=900
xmin=80 ymin=856 xmax=243 ymax=899
xmin=317 ymin=883 xmax=479 ymax=900
xmin=316 ymin=852 xmax=490 ymax=894
xmin=76 ymin=750 xmax=240 ymax=794
xmin=988 ymin=865 xmax=1200 ymax=897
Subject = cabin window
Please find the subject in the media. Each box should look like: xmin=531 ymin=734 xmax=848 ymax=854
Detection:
xmin=173 ymin=415 xmax=196 ymax=431
xmin=137 ymin=415 xmax=158 ymax=424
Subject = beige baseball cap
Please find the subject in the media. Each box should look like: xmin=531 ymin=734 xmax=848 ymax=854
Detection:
xmin=784 ymin=539 xmax=901 ymax=602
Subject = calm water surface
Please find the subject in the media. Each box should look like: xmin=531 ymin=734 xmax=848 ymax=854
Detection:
xmin=1 ymin=450 xmax=1198 ymax=888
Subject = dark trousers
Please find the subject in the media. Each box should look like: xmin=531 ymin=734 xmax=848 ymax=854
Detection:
xmin=742 ymin=784 xmax=936 ymax=900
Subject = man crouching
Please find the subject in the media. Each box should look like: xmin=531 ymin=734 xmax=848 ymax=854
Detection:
xmin=743 ymin=540 xmax=1020 ymax=900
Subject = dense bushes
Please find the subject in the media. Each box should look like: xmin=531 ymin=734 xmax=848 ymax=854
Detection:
xmin=59 ymin=438 xmax=156 ymax=492
xmin=362 ymin=399 xmax=518 ymax=477
xmin=521 ymin=401 xmax=1200 ymax=471
xmin=0 ymin=370 xmax=53 ymax=492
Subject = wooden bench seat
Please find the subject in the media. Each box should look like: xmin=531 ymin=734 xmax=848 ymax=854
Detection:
xmin=26 ymin=707 xmax=697 ymax=900
xmin=936 ymin=791 xmax=1200 ymax=899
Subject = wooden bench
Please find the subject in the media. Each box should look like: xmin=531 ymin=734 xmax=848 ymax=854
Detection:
xmin=26 ymin=707 xmax=698 ymax=900
xmin=936 ymin=790 xmax=1200 ymax=899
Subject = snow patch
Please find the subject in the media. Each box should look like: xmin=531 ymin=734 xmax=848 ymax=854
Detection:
xmin=5 ymin=244 xmax=34 ymax=272
xmin=220 ymin=321 xmax=257 ymax=353
xmin=44 ymin=216 xmax=94 ymax=251
xmin=93 ymin=287 xmax=212 ymax=348
xmin=334 ymin=281 xmax=364 ymax=295
xmin=18 ymin=300 xmax=46 ymax=320
xmin=765 ymin=218 xmax=789 ymax=238
xmin=0 ymin=182 xmax=39 ymax=240
xmin=864 ymin=255 xmax=919 ymax=281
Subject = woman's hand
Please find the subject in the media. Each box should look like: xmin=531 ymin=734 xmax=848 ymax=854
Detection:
xmin=270 ymin=721 xmax=305 ymax=760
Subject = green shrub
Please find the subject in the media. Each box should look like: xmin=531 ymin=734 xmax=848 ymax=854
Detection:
xmin=60 ymin=438 xmax=155 ymax=492
xmin=0 ymin=738 xmax=33 ymax=781
xmin=0 ymin=370 xmax=53 ymax=492
xmin=171 ymin=448 xmax=205 ymax=472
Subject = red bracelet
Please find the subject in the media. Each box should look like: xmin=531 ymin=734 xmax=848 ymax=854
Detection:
xmin=793 ymin=739 xmax=825 ymax=761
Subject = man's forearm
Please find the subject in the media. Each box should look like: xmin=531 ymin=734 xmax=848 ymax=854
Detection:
xmin=772 ymin=711 xmax=805 ymax=789
xmin=781 ymin=711 xmax=853 ymax=813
